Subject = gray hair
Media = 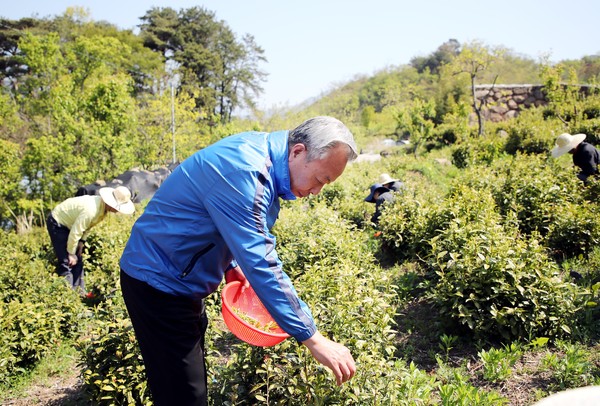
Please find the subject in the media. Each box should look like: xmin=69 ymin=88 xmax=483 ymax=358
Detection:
xmin=288 ymin=116 xmax=358 ymax=162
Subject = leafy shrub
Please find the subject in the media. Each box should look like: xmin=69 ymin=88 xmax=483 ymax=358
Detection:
xmin=0 ymin=229 xmax=84 ymax=384
xmin=84 ymin=214 xmax=136 ymax=301
xmin=545 ymin=200 xmax=600 ymax=259
xmin=377 ymin=191 xmax=443 ymax=262
xmin=426 ymin=186 xmax=580 ymax=340
xmin=450 ymin=135 xmax=505 ymax=169
xmin=0 ymin=299 xmax=79 ymax=383
xmin=209 ymin=201 xmax=409 ymax=405
xmin=493 ymin=154 xmax=579 ymax=236
xmin=273 ymin=201 xmax=374 ymax=275
xmin=503 ymin=109 xmax=563 ymax=155
xmin=78 ymin=297 xmax=151 ymax=405
xmin=570 ymin=118 xmax=600 ymax=145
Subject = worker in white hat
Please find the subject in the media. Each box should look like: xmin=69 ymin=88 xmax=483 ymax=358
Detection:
xmin=551 ymin=133 xmax=600 ymax=183
xmin=46 ymin=186 xmax=135 ymax=293
xmin=377 ymin=173 xmax=404 ymax=192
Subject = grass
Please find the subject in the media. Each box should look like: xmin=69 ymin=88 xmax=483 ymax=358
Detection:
xmin=0 ymin=340 xmax=86 ymax=405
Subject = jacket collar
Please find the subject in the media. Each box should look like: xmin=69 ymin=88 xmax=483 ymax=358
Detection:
xmin=268 ymin=130 xmax=296 ymax=200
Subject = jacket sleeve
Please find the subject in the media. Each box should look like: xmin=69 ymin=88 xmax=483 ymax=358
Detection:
xmin=203 ymin=170 xmax=317 ymax=342
xmin=67 ymin=213 xmax=94 ymax=254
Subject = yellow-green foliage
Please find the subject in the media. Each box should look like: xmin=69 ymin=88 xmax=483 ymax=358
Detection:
xmin=79 ymin=297 xmax=151 ymax=406
xmin=427 ymin=186 xmax=580 ymax=340
xmin=0 ymin=229 xmax=85 ymax=385
xmin=503 ymin=108 xmax=566 ymax=155
xmin=377 ymin=153 xmax=598 ymax=341
xmin=209 ymin=200 xmax=431 ymax=405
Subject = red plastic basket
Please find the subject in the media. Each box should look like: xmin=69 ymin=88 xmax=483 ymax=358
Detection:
xmin=221 ymin=281 xmax=290 ymax=347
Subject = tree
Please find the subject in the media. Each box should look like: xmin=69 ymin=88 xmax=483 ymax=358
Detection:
xmin=139 ymin=6 xmax=266 ymax=122
xmin=1 ymin=10 xmax=163 ymax=99
xmin=0 ymin=17 xmax=53 ymax=92
xmin=361 ymin=105 xmax=375 ymax=128
xmin=396 ymin=98 xmax=436 ymax=157
xmin=540 ymin=60 xmax=583 ymax=126
xmin=443 ymin=41 xmax=502 ymax=136
xmin=410 ymin=39 xmax=461 ymax=75
xmin=17 ymin=31 xmax=139 ymax=202
xmin=0 ymin=139 xmax=23 ymax=220
xmin=216 ymin=33 xmax=267 ymax=121
xmin=135 ymin=89 xmax=207 ymax=168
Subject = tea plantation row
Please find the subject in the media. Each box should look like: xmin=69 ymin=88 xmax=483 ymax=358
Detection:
xmin=1 ymin=147 xmax=599 ymax=404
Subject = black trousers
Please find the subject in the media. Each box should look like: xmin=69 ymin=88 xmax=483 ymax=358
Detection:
xmin=120 ymin=269 xmax=208 ymax=406
xmin=46 ymin=214 xmax=85 ymax=292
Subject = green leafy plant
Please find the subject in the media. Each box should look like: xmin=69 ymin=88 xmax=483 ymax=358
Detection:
xmin=78 ymin=299 xmax=151 ymax=405
xmin=478 ymin=343 xmax=522 ymax=383
xmin=541 ymin=341 xmax=594 ymax=390
xmin=439 ymin=334 xmax=458 ymax=361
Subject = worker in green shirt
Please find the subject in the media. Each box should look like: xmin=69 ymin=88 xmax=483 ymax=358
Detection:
xmin=46 ymin=186 xmax=134 ymax=293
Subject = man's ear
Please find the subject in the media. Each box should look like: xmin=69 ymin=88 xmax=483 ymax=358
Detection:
xmin=289 ymin=143 xmax=306 ymax=159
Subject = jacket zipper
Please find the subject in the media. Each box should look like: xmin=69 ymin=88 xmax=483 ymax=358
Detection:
xmin=180 ymin=243 xmax=215 ymax=278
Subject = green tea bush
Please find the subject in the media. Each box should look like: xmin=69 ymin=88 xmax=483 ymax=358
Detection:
xmin=312 ymin=180 xmax=371 ymax=229
xmin=451 ymin=157 xmax=506 ymax=197
xmin=273 ymin=201 xmax=375 ymax=274
xmin=570 ymin=118 xmax=600 ymax=145
xmin=78 ymin=296 xmax=151 ymax=405
xmin=0 ymin=229 xmax=84 ymax=384
xmin=545 ymin=200 xmax=600 ymax=259
xmin=84 ymin=213 xmax=137 ymax=300
xmin=426 ymin=186 xmax=580 ymax=341
xmin=582 ymin=96 xmax=600 ymax=120
xmin=503 ymin=109 xmax=563 ymax=155
xmin=339 ymin=160 xmax=405 ymax=205
xmin=208 ymin=201 xmax=413 ymax=405
xmin=493 ymin=154 xmax=579 ymax=236
xmin=0 ymin=300 xmax=74 ymax=382
xmin=451 ymin=135 xmax=506 ymax=169
xmin=377 ymin=191 xmax=442 ymax=262
xmin=72 ymin=212 xmax=148 ymax=405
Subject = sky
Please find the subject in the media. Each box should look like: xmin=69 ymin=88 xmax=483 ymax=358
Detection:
xmin=3 ymin=0 xmax=600 ymax=109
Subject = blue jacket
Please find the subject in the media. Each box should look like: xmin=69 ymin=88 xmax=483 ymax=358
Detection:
xmin=120 ymin=130 xmax=317 ymax=341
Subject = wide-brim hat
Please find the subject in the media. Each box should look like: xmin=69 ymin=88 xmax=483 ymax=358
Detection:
xmin=378 ymin=173 xmax=399 ymax=185
xmin=551 ymin=133 xmax=586 ymax=158
xmin=99 ymin=186 xmax=135 ymax=214
xmin=365 ymin=183 xmax=390 ymax=203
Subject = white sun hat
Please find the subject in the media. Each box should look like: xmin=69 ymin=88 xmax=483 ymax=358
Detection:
xmin=99 ymin=186 xmax=135 ymax=214
xmin=551 ymin=133 xmax=586 ymax=158
xmin=378 ymin=173 xmax=399 ymax=185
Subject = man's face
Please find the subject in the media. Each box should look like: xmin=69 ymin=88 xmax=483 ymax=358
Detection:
xmin=288 ymin=143 xmax=348 ymax=198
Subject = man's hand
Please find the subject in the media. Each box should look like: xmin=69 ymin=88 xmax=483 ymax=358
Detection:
xmin=67 ymin=253 xmax=78 ymax=267
xmin=302 ymin=331 xmax=356 ymax=386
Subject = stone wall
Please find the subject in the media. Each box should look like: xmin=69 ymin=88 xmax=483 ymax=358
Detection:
xmin=473 ymin=84 xmax=598 ymax=122
xmin=473 ymin=84 xmax=547 ymax=122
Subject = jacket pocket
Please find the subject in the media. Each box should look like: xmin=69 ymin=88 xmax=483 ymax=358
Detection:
xmin=180 ymin=243 xmax=215 ymax=278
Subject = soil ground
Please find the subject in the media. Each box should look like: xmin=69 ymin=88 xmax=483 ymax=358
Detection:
xmin=1 ymin=367 xmax=89 ymax=406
